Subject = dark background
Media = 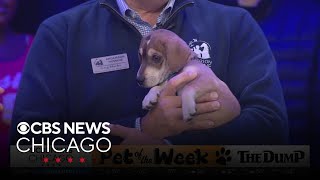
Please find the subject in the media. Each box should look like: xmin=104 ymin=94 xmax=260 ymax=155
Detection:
xmin=12 ymin=0 xmax=87 ymax=33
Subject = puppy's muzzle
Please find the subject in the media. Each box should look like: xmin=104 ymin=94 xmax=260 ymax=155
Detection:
xmin=136 ymin=76 xmax=145 ymax=87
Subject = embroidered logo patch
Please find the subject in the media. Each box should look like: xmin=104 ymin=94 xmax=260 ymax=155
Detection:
xmin=189 ymin=39 xmax=213 ymax=68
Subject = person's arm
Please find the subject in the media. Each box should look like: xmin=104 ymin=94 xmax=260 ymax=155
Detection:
xmin=10 ymin=22 xmax=135 ymax=144
xmin=165 ymin=10 xmax=289 ymax=145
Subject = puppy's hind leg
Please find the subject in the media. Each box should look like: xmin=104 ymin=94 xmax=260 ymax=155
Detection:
xmin=180 ymin=87 xmax=197 ymax=121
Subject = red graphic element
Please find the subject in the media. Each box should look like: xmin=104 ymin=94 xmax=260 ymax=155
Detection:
xmin=79 ymin=157 xmax=86 ymax=164
xmin=43 ymin=157 xmax=49 ymax=164
xmin=67 ymin=157 xmax=73 ymax=164
xmin=55 ymin=157 xmax=61 ymax=163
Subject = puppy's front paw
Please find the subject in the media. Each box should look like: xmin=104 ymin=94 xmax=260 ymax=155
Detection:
xmin=182 ymin=100 xmax=196 ymax=121
xmin=142 ymin=91 xmax=159 ymax=110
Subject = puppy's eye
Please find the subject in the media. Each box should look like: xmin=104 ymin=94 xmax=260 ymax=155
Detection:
xmin=152 ymin=54 xmax=162 ymax=64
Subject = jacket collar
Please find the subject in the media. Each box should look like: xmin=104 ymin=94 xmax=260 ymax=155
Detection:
xmin=99 ymin=0 xmax=195 ymax=14
xmin=116 ymin=0 xmax=175 ymax=17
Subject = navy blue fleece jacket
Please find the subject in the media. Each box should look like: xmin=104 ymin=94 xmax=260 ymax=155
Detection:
xmin=11 ymin=0 xmax=288 ymax=144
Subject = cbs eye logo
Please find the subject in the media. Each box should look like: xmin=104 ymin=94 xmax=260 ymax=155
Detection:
xmin=17 ymin=122 xmax=30 ymax=135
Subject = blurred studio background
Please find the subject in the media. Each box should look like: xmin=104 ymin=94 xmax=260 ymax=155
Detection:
xmin=0 ymin=0 xmax=319 ymax=168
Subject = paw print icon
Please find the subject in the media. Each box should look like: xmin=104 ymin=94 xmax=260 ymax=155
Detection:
xmin=216 ymin=147 xmax=232 ymax=165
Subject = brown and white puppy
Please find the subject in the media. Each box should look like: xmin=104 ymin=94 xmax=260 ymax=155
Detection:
xmin=137 ymin=29 xmax=216 ymax=121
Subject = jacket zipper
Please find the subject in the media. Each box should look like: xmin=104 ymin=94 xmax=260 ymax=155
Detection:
xmin=100 ymin=1 xmax=194 ymax=33
xmin=161 ymin=1 xmax=195 ymax=29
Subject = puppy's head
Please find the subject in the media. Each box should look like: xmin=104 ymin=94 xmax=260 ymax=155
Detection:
xmin=136 ymin=29 xmax=192 ymax=88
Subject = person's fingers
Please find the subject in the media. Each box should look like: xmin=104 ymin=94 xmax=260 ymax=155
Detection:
xmin=191 ymin=113 xmax=214 ymax=123
xmin=195 ymin=101 xmax=221 ymax=115
xmin=0 ymin=87 xmax=4 ymax=94
xmin=187 ymin=112 xmax=217 ymax=130
xmin=187 ymin=120 xmax=215 ymax=130
xmin=161 ymin=71 xmax=197 ymax=97
xmin=158 ymin=96 xmax=182 ymax=108
xmin=109 ymin=124 xmax=132 ymax=138
xmin=190 ymin=111 xmax=234 ymax=129
xmin=151 ymin=108 xmax=183 ymax=124
xmin=196 ymin=92 xmax=219 ymax=103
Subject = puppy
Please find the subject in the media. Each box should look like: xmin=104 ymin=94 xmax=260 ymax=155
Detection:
xmin=137 ymin=29 xmax=216 ymax=121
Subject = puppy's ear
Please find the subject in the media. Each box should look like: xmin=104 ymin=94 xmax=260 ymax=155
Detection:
xmin=138 ymin=35 xmax=151 ymax=63
xmin=165 ymin=36 xmax=191 ymax=72
xmin=139 ymin=35 xmax=151 ymax=62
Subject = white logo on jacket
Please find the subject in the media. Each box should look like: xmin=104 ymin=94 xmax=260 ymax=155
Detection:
xmin=189 ymin=39 xmax=213 ymax=68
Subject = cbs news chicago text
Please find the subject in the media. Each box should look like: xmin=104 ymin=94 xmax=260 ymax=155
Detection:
xmin=10 ymin=121 xmax=310 ymax=175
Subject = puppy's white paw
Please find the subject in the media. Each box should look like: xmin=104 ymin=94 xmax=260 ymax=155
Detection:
xmin=142 ymin=91 xmax=159 ymax=110
xmin=182 ymin=99 xmax=196 ymax=121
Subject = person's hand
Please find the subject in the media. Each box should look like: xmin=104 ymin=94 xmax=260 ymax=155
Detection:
xmin=141 ymin=71 xmax=241 ymax=139
xmin=188 ymin=77 xmax=241 ymax=130
xmin=141 ymin=71 xmax=223 ymax=139
xmin=0 ymin=87 xmax=4 ymax=112
xmin=109 ymin=124 xmax=166 ymax=145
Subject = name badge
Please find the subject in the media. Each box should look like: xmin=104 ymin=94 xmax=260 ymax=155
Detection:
xmin=91 ymin=53 xmax=130 ymax=74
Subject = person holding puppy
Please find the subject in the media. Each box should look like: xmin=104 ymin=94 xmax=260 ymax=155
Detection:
xmin=10 ymin=0 xmax=288 ymax=145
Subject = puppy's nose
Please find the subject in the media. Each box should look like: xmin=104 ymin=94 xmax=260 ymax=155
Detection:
xmin=136 ymin=76 xmax=145 ymax=86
